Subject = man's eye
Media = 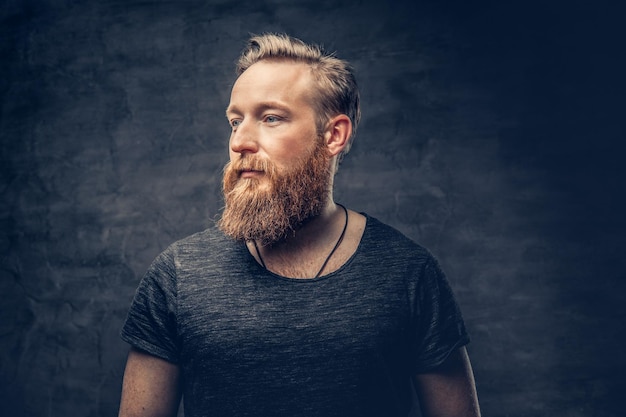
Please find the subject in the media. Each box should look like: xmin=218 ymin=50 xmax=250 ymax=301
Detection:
xmin=230 ymin=119 xmax=241 ymax=128
xmin=265 ymin=115 xmax=281 ymax=123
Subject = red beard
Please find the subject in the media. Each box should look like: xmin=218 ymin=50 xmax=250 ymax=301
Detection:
xmin=218 ymin=139 xmax=332 ymax=246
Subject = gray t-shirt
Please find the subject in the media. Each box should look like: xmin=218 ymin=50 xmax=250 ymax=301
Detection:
xmin=121 ymin=215 xmax=469 ymax=417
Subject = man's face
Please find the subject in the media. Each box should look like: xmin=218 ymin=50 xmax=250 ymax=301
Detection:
xmin=219 ymin=61 xmax=333 ymax=245
xmin=225 ymin=60 xmax=322 ymax=177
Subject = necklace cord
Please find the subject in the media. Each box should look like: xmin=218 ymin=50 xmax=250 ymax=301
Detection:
xmin=314 ymin=204 xmax=348 ymax=277
xmin=252 ymin=204 xmax=349 ymax=278
xmin=252 ymin=239 xmax=266 ymax=269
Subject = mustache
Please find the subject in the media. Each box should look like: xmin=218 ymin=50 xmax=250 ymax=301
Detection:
xmin=227 ymin=156 xmax=275 ymax=174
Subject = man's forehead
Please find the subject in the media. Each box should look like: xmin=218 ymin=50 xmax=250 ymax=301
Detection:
xmin=227 ymin=60 xmax=316 ymax=110
xmin=232 ymin=60 xmax=313 ymax=91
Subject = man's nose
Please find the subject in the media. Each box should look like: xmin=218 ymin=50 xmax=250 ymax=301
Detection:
xmin=230 ymin=120 xmax=259 ymax=155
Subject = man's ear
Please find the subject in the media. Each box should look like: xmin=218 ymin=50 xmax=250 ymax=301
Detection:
xmin=323 ymin=114 xmax=352 ymax=157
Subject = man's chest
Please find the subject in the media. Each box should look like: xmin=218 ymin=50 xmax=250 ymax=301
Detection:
xmin=176 ymin=274 xmax=411 ymax=370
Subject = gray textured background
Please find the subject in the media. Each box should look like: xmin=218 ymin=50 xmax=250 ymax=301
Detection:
xmin=1 ymin=0 xmax=625 ymax=416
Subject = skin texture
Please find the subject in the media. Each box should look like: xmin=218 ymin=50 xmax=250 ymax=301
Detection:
xmin=118 ymin=60 xmax=481 ymax=416
xmin=414 ymin=347 xmax=482 ymax=417
xmin=118 ymin=348 xmax=181 ymax=417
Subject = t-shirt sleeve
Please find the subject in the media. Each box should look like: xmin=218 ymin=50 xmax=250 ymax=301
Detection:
xmin=120 ymin=249 xmax=180 ymax=363
xmin=410 ymin=255 xmax=470 ymax=373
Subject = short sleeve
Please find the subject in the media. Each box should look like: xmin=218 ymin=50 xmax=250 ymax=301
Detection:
xmin=120 ymin=249 xmax=180 ymax=363
xmin=410 ymin=256 xmax=470 ymax=373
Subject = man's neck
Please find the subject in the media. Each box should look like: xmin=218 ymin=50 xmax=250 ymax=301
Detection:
xmin=248 ymin=201 xmax=366 ymax=278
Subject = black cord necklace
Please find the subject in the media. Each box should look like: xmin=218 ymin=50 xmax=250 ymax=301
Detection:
xmin=252 ymin=204 xmax=349 ymax=278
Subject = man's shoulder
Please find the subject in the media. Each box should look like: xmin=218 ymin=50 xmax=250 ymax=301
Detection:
xmin=146 ymin=226 xmax=244 ymax=276
xmin=164 ymin=225 xmax=235 ymax=256
xmin=364 ymin=214 xmax=426 ymax=250
xmin=363 ymin=214 xmax=429 ymax=253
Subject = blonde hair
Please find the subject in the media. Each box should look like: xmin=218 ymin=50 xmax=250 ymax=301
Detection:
xmin=236 ymin=33 xmax=361 ymax=165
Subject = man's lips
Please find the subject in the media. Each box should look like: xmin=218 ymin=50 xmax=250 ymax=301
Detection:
xmin=239 ymin=169 xmax=264 ymax=179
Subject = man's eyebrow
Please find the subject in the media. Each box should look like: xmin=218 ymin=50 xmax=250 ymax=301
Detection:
xmin=226 ymin=101 xmax=291 ymax=117
xmin=225 ymin=105 xmax=239 ymax=117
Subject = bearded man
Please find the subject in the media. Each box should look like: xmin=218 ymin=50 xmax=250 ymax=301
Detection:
xmin=118 ymin=33 xmax=481 ymax=417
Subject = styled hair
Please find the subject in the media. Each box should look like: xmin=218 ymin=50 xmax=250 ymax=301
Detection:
xmin=236 ymin=33 xmax=361 ymax=165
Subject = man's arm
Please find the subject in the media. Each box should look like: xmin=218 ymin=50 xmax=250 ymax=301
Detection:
xmin=413 ymin=346 xmax=481 ymax=417
xmin=118 ymin=347 xmax=182 ymax=417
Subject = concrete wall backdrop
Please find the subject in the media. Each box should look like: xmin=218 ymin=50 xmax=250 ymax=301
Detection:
xmin=1 ymin=0 xmax=624 ymax=416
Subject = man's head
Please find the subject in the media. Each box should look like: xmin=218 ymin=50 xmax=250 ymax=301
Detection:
xmin=236 ymin=33 xmax=360 ymax=165
xmin=218 ymin=34 xmax=360 ymax=245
